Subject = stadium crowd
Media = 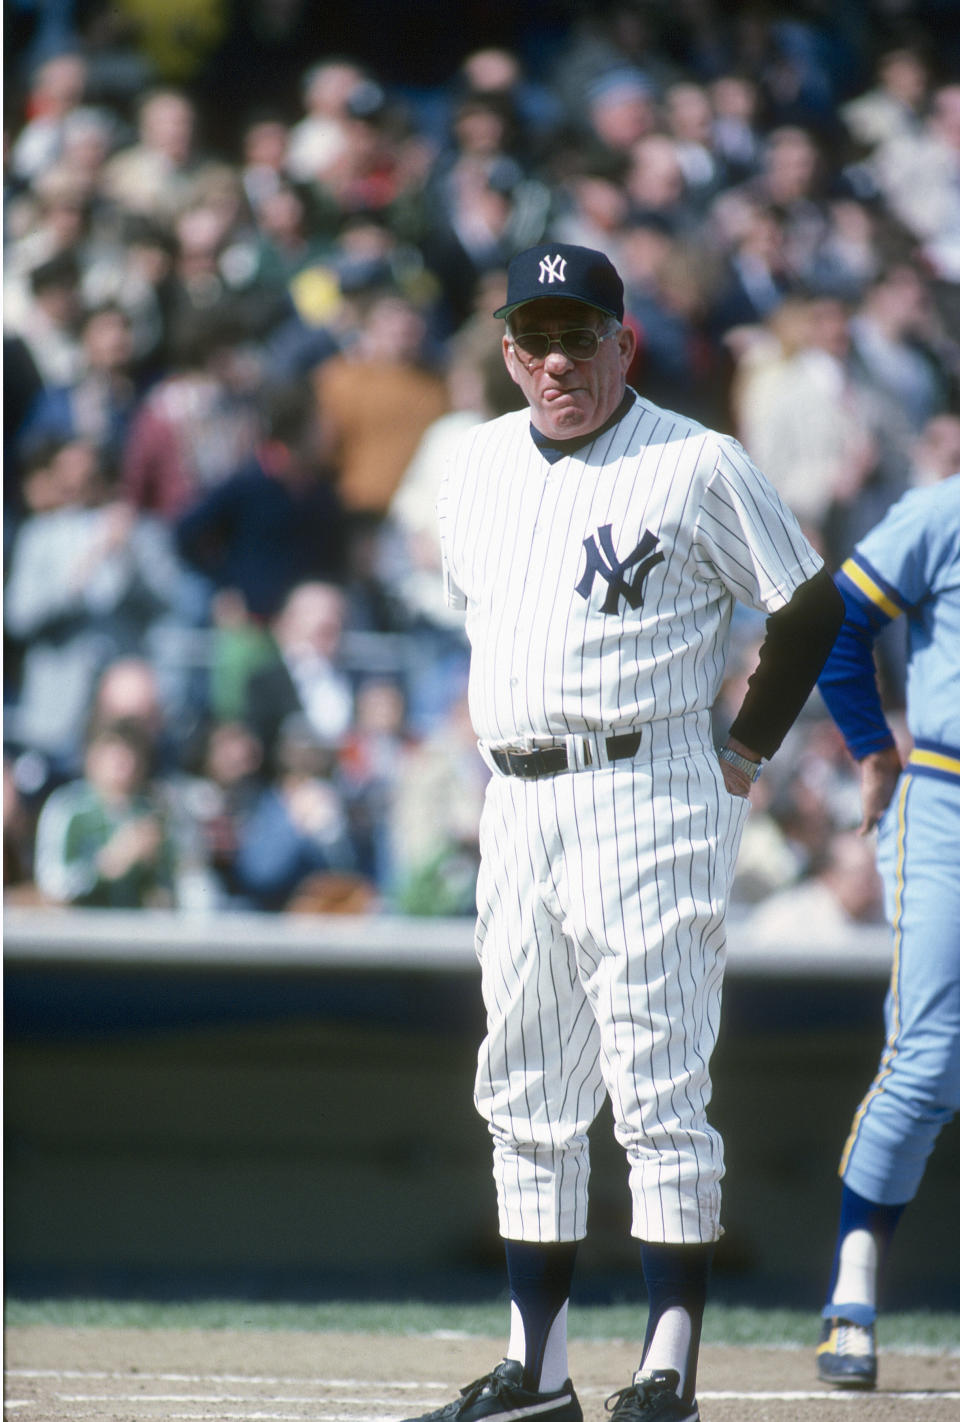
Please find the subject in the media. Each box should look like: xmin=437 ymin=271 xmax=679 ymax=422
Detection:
xmin=4 ymin=0 xmax=960 ymax=917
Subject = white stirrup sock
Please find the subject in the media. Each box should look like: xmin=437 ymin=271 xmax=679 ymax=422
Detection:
xmin=832 ymin=1228 xmax=878 ymax=1310
xmin=507 ymin=1299 xmax=570 ymax=1392
xmin=641 ymin=1306 xmax=692 ymax=1394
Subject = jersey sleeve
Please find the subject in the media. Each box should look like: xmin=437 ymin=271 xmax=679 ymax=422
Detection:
xmin=843 ymin=478 xmax=959 ymax=611
xmin=817 ymin=480 xmax=959 ymax=758
xmin=694 ymin=435 xmax=823 ymax=612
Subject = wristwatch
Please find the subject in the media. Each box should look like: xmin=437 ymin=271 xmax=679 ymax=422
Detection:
xmin=717 ymin=745 xmax=762 ymax=781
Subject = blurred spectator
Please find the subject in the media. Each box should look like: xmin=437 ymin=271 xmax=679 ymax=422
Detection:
xmin=226 ymin=712 xmax=364 ymax=912
xmin=733 ymin=294 xmax=895 ymax=552
xmin=454 ymin=46 xmax=564 ymax=163
xmin=163 ymin=195 xmax=288 ymax=339
xmin=241 ymin=581 xmax=354 ymax=769
xmin=390 ymin=690 xmax=488 ymax=916
xmin=663 ymin=80 xmax=728 ymax=211
xmin=746 ymin=828 xmax=885 ymax=940
xmin=122 ymin=310 xmax=260 ymax=519
xmin=871 ymin=83 xmax=960 ymax=281
xmin=314 ymin=287 xmax=448 ymax=521
xmin=18 ymin=301 xmax=142 ymax=464
xmin=547 ymin=4 xmax=672 ymax=118
xmin=384 ymin=328 xmax=522 ymax=729
xmin=626 ymin=134 xmax=700 ymax=239
xmin=549 ymin=144 xmax=632 ymax=269
xmin=619 ymin=219 xmax=724 ymax=424
xmin=706 ymin=200 xmax=796 ymax=348
xmin=5 ymin=165 xmax=102 ymax=307
xmin=57 ymin=104 xmax=121 ymax=194
xmin=175 ymin=716 xmax=271 ymax=908
xmin=708 ymin=74 xmax=763 ymax=185
xmin=175 ymin=382 xmax=345 ymax=620
xmin=909 ymin=412 xmax=960 ymax=488
xmin=81 ymin=213 xmax=179 ymax=375
xmin=239 ymin=112 xmax=292 ymax=212
xmin=420 ymin=90 xmax=550 ymax=331
xmin=744 ymin=125 xmax=832 ymax=285
xmin=33 ymin=717 xmax=178 ymax=907
xmin=244 ymin=178 xmax=329 ymax=290
xmin=339 ymin=676 xmax=413 ymax=890
xmin=9 ymin=50 xmax=89 ymax=185
xmin=307 ymin=77 xmax=433 ymax=235
xmin=286 ymin=59 xmax=370 ymax=186
xmin=848 ymin=264 xmax=952 ymax=433
xmin=584 ymin=66 xmax=658 ymax=156
xmin=89 ymin=652 xmax=198 ymax=771
xmin=4 ymin=438 xmax=189 ymax=782
xmin=840 ymin=45 xmax=930 ymax=152
xmin=5 ymin=251 xmax=84 ymax=387
xmin=87 ymin=654 xmax=219 ymax=899
xmin=100 ymin=86 xmax=216 ymax=222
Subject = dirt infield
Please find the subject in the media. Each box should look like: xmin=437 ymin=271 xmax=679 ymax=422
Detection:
xmin=5 ymin=1327 xmax=959 ymax=1422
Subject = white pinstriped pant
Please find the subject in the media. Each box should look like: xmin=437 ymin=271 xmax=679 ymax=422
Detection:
xmin=473 ymin=717 xmax=749 ymax=1245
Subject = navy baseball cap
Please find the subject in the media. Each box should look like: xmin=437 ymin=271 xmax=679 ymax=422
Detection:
xmin=493 ymin=243 xmax=624 ymax=322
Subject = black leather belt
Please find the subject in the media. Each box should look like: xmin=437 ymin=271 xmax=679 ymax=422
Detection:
xmin=490 ymin=731 xmax=643 ymax=779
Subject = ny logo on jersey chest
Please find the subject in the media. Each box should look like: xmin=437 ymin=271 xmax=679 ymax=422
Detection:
xmin=576 ymin=525 xmax=665 ymax=614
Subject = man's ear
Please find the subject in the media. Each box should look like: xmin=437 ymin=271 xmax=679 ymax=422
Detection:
xmin=618 ymin=322 xmax=638 ymax=368
xmin=502 ymin=332 xmax=523 ymax=385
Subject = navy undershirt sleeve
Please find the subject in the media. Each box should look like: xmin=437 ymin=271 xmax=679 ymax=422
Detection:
xmin=729 ymin=567 xmax=845 ymax=759
xmin=816 ymin=579 xmax=897 ymax=759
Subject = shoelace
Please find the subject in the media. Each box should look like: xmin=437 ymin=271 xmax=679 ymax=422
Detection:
xmin=833 ymin=1322 xmax=873 ymax=1357
xmin=605 ymin=1374 xmax=676 ymax=1418
xmin=442 ymin=1369 xmax=518 ymax=1416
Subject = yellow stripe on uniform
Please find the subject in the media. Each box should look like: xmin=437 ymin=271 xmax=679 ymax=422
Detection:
xmin=908 ymin=746 xmax=960 ymax=779
xmin=842 ymin=557 xmax=903 ymax=621
xmin=839 ymin=774 xmax=911 ymax=1179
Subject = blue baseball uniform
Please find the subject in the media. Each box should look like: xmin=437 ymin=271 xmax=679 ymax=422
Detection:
xmin=818 ymin=473 xmax=960 ymax=1206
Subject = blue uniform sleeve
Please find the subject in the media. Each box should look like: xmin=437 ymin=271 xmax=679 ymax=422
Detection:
xmin=816 ymin=558 xmax=901 ymax=759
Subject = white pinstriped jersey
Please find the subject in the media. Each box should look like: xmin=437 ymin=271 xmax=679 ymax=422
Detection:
xmin=439 ymin=388 xmax=823 ymax=745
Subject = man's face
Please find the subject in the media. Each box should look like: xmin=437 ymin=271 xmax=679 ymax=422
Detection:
xmin=502 ymin=298 xmax=636 ymax=440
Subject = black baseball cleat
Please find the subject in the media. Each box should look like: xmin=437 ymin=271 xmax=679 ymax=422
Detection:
xmin=816 ymin=1315 xmax=877 ymax=1389
xmin=605 ymin=1369 xmax=699 ymax=1422
xmin=400 ymin=1360 xmax=583 ymax=1422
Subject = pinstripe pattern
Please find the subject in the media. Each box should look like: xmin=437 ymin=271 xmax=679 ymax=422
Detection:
xmin=439 ymin=393 xmax=821 ymax=744
xmin=440 ymin=387 xmax=822 ymax=1245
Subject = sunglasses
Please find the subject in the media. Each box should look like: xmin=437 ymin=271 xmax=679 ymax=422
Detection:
xmin=509 ymin=328 xmax=617 ymax=362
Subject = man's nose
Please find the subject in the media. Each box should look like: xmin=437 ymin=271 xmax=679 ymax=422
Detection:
xmin=543 ymin=339 xmax=574 ymax=367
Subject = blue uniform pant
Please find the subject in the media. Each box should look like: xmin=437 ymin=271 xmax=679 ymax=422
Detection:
xmin=840 ymin=767 xmax=960 ymax=1205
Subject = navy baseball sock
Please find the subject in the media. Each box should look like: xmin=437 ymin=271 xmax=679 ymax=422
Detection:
xmin=639 ymin=1240 xmax=714 ymax=1405
xmin=504 ymin=1239 xmax=578 ymax=1392
xmin=825 ymin=1184 xmax=905 ymax=1314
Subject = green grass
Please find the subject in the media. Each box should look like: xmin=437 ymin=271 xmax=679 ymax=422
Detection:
xmin=5 ymin=1299 xmax=959 ymax=1352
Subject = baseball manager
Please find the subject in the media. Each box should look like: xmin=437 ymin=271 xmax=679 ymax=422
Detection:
xmin=405 ymin=243 xmax=844 ymax=1422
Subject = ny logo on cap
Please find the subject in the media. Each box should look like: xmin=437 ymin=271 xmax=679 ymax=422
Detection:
xmin=538 ymin=254 xmax=567 ymax=285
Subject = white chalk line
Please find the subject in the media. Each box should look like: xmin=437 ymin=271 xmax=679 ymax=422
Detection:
xmin=7 ymin=1368 xmax=960 ymax=1416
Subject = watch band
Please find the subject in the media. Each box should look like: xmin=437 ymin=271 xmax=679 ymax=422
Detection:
xmin=717 ymin=745 xmax=762 ymax=781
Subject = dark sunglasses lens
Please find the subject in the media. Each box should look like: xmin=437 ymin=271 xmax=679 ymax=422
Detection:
xmin=515 ymin=333 xmax=550 ymax=358
xmin=563 ymin=329 xmax=600 ymax=358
